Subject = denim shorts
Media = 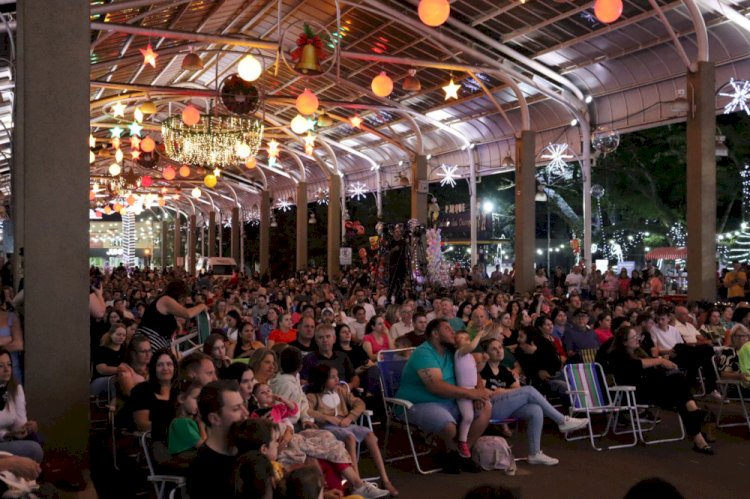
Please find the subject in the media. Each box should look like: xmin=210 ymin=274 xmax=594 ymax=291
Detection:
xmin=406 ymin=400 xmax=460 ymax=434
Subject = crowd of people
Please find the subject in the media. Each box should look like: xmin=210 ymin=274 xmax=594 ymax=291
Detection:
xmin=80 ymin=259 xmax=750 ymax=497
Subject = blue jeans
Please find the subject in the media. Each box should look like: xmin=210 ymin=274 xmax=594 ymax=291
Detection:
xmin=0 ymin=439 xmax=44 ymax=462
xmin=490 ymin=386 xmax=565 ymax=455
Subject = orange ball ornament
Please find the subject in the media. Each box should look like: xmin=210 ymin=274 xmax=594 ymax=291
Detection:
xmin=371 ymin=71 xmax=393 ymax=97
xmin=141 ymin=136 xmax=156 ymax=153
xmin=295 ymin=88 xmax=319 ymax=116
xmin=594 ymin=0 xmax=623 ymax=24
xmin=181 ymin=105 xmax=201 ymax=126
xmin=179 ymin=165 xmax=191 ymax=177
xmin=418 ymin=0 xmax=450 ymax=27
xmin=245 ymin=157 xmax=257 ymax=169
xmin=163 ymin=166 xmax=176 ymax=180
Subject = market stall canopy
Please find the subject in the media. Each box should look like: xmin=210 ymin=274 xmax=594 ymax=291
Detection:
xmin=645 ymin=247 xmax=688 ymax=260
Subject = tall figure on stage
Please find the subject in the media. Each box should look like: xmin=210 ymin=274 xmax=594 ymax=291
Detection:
xmin=387 ymin=224 xmax=408 ymax=304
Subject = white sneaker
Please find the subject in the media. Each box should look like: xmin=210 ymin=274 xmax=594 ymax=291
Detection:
xmin=708 ymin=390 xmax=723 ymax=402
xmin=353 ymin=481 xmax=390 ymax=499
xmin=527 ymin=451 xmax=559 ymax=466
xmin=558 ymin=415 xmax=589 ymax=433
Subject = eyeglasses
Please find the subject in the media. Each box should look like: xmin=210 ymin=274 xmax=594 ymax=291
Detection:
xmin=136 ymin=349 xmax=152 ymax=354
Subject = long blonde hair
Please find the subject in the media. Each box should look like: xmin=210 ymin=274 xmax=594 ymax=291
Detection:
xmin=100 ymin=322 xmax=127 ymax=347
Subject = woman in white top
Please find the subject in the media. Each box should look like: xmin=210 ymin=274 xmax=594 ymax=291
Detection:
xmin=0 ymin=349 xmax=43 ymax=462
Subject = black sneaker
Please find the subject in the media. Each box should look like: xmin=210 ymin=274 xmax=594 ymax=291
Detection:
xmin=437 ymin=451 xmax=461 ymax=474
xmin=459 ymin=456 xmax=483 ymax=473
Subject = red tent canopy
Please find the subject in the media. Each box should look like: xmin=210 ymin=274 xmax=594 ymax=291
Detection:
xmin=645 ymin=247 xmax=687 ymax=260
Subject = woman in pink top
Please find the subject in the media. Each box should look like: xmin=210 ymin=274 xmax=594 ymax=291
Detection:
xmin=593 ymin=312 xmax=613 ymax=345
xmin=361 ymin=315 xmax=394 ymax=361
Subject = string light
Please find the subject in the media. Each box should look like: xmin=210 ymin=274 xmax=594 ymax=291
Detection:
xmin=350 ymin=115 xmax=363 ymax=128
xmin=438 ymin=164 xmax=458 ymax=187
xmin=111 ymin=101 xmax=126 ymax=118
xmin=110 ymin=126 xmax=124 ymax=139
xmin=304 ymin=133 xmax=315 ymax=155
xmin=128 ymin=122 xmax=143 ymax=137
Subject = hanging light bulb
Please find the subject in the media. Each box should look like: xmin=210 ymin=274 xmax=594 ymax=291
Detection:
xmin=291 ymin=114 xmax=309 ymax=134
xmin=238 ymin=54 xmax=263 ymax=82
xmin=181 ymin=52 xmax=204 ymax=71
xmin=235 ymin=142 xmax=251 ymax=159
xmin=115 ymin=148 xmax=124 ymax=164
xmin=134 ymin=107 xmax=144 ymax=123
xmin=192 ymin=186 xmax=202 ymax=198
xmin=371 ymin=71 xmax=394 ymax=97
xmin=418 ymin=0 xmax=450 ymax=27
xmin=109 ymin=163 xmax=121 ymax=176
xmin=296 ymin=88 xmax=319 ymax=116
xmin=594 ymin=0 xmax=623 ymax=24
xmin=181 ymin=105 xmax=201 ymax=126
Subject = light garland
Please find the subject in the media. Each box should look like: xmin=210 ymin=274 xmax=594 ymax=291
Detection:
xmin=162 ymin=115 xmax=264 ymax=167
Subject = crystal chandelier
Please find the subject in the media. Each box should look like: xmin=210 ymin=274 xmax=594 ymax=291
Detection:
xmin=161 ymin=114 xmax=264 ymax=168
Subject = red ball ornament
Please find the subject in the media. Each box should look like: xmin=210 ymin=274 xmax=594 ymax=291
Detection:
xmin=141 ymin=175 xmax=153 ymax=187
xmin=594 ymin=0 xmax=623 ymax=24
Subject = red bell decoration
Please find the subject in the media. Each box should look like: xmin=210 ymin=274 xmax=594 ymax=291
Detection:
xmin=296 ymin=88 xmax=319 ymax=116
xmin=594 ymin=0 xmax=623 ymax=24
xmin=418 ymin=0 xmax=450 ymax=27
xmin=371 ymin=71 xmax=393 ymax=97
xmin=181 ymin=105 xmax=201 ymax=126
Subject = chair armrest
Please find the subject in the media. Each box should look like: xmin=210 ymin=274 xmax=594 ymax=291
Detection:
xmin=609 ymin=385 xmax=636 ymax=392
xmin=363 ymin=409 xmax=374 ymax=416
xmin=717 ymin=379 xmax=740 ymax=386
xmin=384 ymin=397 xmax=414 ymax=410
xmin=567 ymin=390 xmax=587 ymax=395
xmin=148 ymin=476 xmax=186 ymax=485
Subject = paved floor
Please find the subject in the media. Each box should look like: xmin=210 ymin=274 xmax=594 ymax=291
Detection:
xmin=362 ymin=404 xmax=748 ymax=499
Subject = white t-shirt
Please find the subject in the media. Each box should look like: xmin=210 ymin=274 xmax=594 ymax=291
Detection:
xmin=565 ymin=272 xmax=583 ymax=293
xmin=674 ymin=321 xmax=700 ymax=344
xmin=389 ymin=321 xmax=413 ymax=340
xmin=649 ymin=325 xmax=684 ymax=351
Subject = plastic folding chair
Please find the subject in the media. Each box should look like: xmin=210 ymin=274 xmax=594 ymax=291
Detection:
xmin=140 ymin=431 xmax=186 ymax=499
xmin=377 ymin=348 xmax=440 ymax=474
xmin=563 ymin=362 xmax=639 ymax=451
xmin=713 ymin=349 xmax=750 ymax=430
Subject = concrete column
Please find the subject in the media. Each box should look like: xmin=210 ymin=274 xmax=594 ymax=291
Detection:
xmin=514 ymin=130 xmax=536 ymax=294
xmin=174 ymin=214 xmax=182 ymax=269
xmin=218 ymin=212 xmax=223 ymax=257
xmin=296 ymin=182 xmax=308 ymax=271
xmin=411 ymin=155 xmax=428 ymax=224
xmin=16 ymin=0 xmax=89 ymax=458
xmin=231 ymin=207 xmax=240 ymax=264
xmin=260 ymin=191 xmax=270 ymax=275
xmin=208 ymin=210 xmax=216 ymax=257
xmin=161 ymin=221 xmax=169 ymax=268
xmin=328 ymin=176 xmax=342 ymax=280
xmin=188 ymin=214 xmax=196 ymax=276
xmin=686 ymin=61 xmax=716 ymax=301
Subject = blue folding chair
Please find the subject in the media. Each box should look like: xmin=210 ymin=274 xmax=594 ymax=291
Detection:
xmin=377 ymin=348 xmax=440 ymax=474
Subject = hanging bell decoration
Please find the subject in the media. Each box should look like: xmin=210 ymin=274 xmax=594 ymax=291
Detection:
xmin=295 ymin=44 xmax=321 ymax=75
xmin=402 ymin=69 xmax=421 ymax=92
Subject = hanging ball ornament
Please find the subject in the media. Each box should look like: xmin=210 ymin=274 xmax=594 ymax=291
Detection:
xmin=140 ymin=136 xmax=156 ymax=153
xmin=371 ymin=71 xmax=394 ymax=97
xmin=181 ymin=105 xmax=201 ymax=126
xmin=590 ymin=184 xmax=605 ymax=200
xmin=291 ymin=113 xmax=309 ymax=134
xmin=192 ymin=186 xmax=202 ymax=198
xmin=594 ymin=0 xmax=623 ymax=24
xmin=295 ymin=88 xmax=319 ymax=116
xmin=418 ymin=0 xmax=450 ymax=27
xmin=591 ymin=126 xmax=620 ymax=155
xmin=179 ymin=165 xmax=191 ymax=177
xmin=163 ymin=165 xmax=176 ymax=180
xmin=245 ymin=157 xmax=257 ymax=169
xmin=108 ymin=163 xmax=121 ymax=176
xmin=237 ymin=54 xmax=263 ymax=82
xmin=204 ymin=174 xmax=218 ymax=188
xmin=141 ymin=175 xmax=153 ymax=187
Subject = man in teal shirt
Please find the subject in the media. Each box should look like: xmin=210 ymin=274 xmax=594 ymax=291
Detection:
xmin=396 ymin=318 xmax=491 ymax=472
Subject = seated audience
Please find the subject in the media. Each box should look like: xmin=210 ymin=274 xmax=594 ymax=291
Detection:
xmin=0 ymin=349 xmax=43 ymax=462
xmin=91 ymin=322 xmax=127 ymax=396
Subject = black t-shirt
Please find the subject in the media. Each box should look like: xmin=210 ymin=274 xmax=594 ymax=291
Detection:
xmin=289 ymin=339 xmax=317 ymax=353
xmin=187 ymin=445 xmax=236 ymax=499
xmin=335 ymin=343 xmax=370 ymax=370
xmin=300 ymin=351 xmax=355 ymax=382
xmin=126 ymin=382 xmax=177 ymax=442
xmin=480 ymin=363 xmax=517 ymax=390
xmin=92 ymin=346 xmax=126 ymax=379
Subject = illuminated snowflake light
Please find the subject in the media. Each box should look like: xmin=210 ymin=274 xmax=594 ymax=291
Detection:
xmin=542 ymin=143 xmax=574 ymax=179
xmin=349 ymin=182 xmax=368 ymax=200
xmin=438 ymin=164 xmax=458 ymax=187
xmin=315 ymin=188 xmax=329 ymax=205
xmin=276 ymin=198 xmax=293 ymax=212
xmin=719 ymin=78 xmax=750 ymax=115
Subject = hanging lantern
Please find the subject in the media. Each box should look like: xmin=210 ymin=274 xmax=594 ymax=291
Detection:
xmin=316 ymin=112 xmax=333 ymax=128
xmin=371 ymin=71 xmax=393 ymax=97
xmin=141 ymin=175 xmax=153 ymax=187
xmin=296 ymin=88 xmax=319 ymax=116
xmin=181 ymin=105 xmax=201 ymax=126
xmin=140 ymin=100 xmax=157 ymax=115
xmin=291 ymin=114 xmax=309 ymax=134
xmin=163 ymin=165 xmax=176 ymax=180
xmin=179 ymin=165 xmax=191 ymax=177
xmin=238 ymin=54 xmax=263 ymax=82
xmin=245 ymin=157 xmax=257 ymax=169
xmin=141 ymin=136 xmax=156 ymax=152
xmin=402 ymin=69 xmax=421 ymax=92
xmin=418 ymin=0 xmax=450 ymax=27
xmin=204 ymin=174 xmax=218 ymax=188
xmin=594 ymin=0 xmax=623 ymax=24
xmin=181 ymin=52 xmax=204 ymax=71
xmin=192 ymin=186 xmax=202 ymax=198
xmin=235 ymin=142 xmax=251 ymax=159
xmin=108 ymin=163 xmax=121 ymax=176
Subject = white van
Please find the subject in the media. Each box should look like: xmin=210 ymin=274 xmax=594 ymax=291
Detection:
xmin=199 ymin=257 xmax=237 ymax=278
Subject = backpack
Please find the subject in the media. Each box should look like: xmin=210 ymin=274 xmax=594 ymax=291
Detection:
xmin=471 ymin=436 xmax=517 ymax=475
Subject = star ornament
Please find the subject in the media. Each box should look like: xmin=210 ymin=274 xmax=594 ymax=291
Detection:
xmin=304 ymin=133 xmax=315 ymax=155
xmin=719 ymin=78 xmax=750 ymax=115
xmin=442 ymin=78 xmax=461 ymax=100
xmin=132 ymin=150 xmax=141 ymax=160
xmin=110 ymin=126 xmax=124 ymax=138
xmin=350 ymin=115 xmax=363 ymax=129
xmin=111 ymin=101 xmax=126 ymax=118
xmin=140 ymin=43 xmax=158 ymax=68
xmin=128 ymin=121 xmax=143 ymax=137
